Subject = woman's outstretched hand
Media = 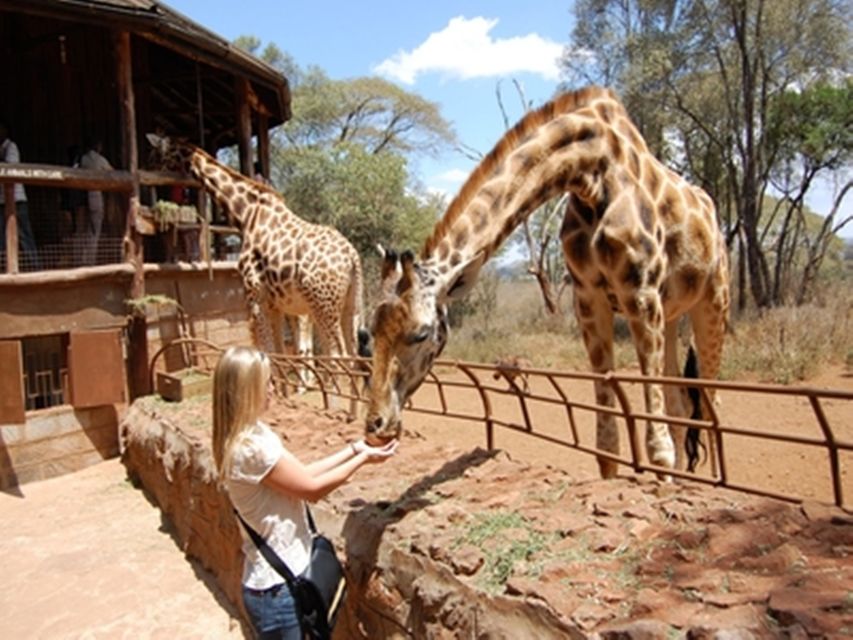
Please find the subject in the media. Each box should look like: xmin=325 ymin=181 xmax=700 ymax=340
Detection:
xmin=352 ymin=439 xmax=398 ymax=463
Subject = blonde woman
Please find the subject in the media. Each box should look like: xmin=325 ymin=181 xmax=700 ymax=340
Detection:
xmin=212 ymin=346 xmax=396 ymax=639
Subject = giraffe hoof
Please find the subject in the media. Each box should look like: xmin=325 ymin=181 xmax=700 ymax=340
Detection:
xmin=598 ymin=459 xmax=619 ymax=479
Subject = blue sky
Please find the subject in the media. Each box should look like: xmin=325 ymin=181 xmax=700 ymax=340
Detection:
xmin=166 ymin=1 xmax=850 ymax=238
xmin=166 ymin=0 xmax=572 ymax=197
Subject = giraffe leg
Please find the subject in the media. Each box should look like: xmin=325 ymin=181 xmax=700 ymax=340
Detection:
xmin=663 ymin=320 xmax=691 ymax=470
xmin=285 ymin=314 xmax=312 ymax=393
xmin=296 ymin=315 xmax=314 ymax=391
xmin=314 ymin=319 xmax=356 ymax=418
xmin=270 ymin=309 xmax=285 ymax=355
xmin=246 ymin=289 xmax=276 ymax=354
xmin=338 ymin=307 xmax=362 ymax=420
xmin=689 ymin=290 xmax=728 ymax=477
xmin=573 ymin=287 xmax=619 ymax=479
xmin=623 ymin=289 xmax=675 ymax=478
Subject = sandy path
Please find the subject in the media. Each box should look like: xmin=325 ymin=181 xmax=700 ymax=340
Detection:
xmin=0 ymin=458 xmax=248 ymax=640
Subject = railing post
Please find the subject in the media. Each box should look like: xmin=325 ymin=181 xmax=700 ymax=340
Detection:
xmin=606 ymin=372 xmax=641 ymax=473
xmin=808 ymin=395 xmax=843 ymax=508
xmin=698 ymin=386 xmax=725 ymax=484
xmin=456 ymin=362 xmax=494 ymax=450
xmin=4 ymin=185 xmax=18 ymax=274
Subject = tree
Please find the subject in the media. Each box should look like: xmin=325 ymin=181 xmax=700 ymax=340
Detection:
xmin=766 ymin=81 xmax=852 ymax=302
xmin=561 ymin=0 xmax=853 ymax=308
xmin=283 ymin=70 xmax=455 ymax=157
xmin=233 ymin=37 xmax=456 ymax=294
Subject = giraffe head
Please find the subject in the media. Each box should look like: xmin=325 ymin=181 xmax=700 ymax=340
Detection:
xmin=364 ymin=246 xmax=484 ymax=444
xmin=146 ymin=133 xmax=193 ymax=174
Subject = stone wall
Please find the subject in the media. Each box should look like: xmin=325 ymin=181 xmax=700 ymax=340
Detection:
xmin=119 ymin=396 xmax=589 ymax=638
xmin=119 ymin=394 xmax=853 ymax=639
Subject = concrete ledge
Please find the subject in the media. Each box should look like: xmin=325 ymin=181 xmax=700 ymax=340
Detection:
xmin=0 ymin=405 xmax=120 ymax=490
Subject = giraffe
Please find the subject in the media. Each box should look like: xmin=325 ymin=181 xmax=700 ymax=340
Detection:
xmin=493 ymin=356 xmax=532 ymax=395
xmin=363 ymin=87 xmax=729 ymax=479
xmin=146 ymin=134 xmax=365 ymax=412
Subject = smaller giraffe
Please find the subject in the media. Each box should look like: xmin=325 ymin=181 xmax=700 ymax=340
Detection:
xmin=493 ymin=356 xmax=532 ymax=394
xmin=146 ymin=134 xmax=366 ymax=415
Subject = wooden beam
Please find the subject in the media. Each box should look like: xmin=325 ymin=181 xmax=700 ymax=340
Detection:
xmin=0 ymin=164 xmax=134 ymax=192
xmin=139 ymin=170 xmax=201 ymax=188
xmin=4 ymin=185 xmax=18 ymax=275
xmin=115 ymin=28 xmax=149 ymax=399
xmin=235 ymin=77 xmax=253 ymax=176
xmin=257 ymin=113 xmax=270 ymax=180
xmin=115 ymin=30 xmax=142 ymax=289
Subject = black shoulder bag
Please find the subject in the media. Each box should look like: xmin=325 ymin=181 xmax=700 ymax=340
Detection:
xmin=236 ymin=506 xmax=347 ymax=640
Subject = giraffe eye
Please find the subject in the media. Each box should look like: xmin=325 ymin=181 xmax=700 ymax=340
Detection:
xmin=405 ymin=326 xmax=431 ymax=345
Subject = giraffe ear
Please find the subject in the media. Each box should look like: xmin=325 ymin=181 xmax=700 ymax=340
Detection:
xmin=379 ymin=246 xmax=402 ymax=295
xmin=146 ymin=133 xmax=168 ymax=153
xmin=396 ymin=250 xmax=418 ymax=295
xmin=442 ymin=252 xmax=486 ymax=302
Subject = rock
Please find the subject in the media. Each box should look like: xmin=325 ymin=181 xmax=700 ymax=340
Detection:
xmin=767 ymin=588 xmax=848 ymax=635
xmin=598 ymin=619 xmax=677 ymax=639
xmin=735 ymin=542 xmax=805 ymax=573
xmin=686 ymin=628 xmax=758 ymax=640
xmin=449 ymin=544 xmax=484 ymax=576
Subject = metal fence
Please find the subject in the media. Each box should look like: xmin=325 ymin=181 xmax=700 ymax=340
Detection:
xmin=150 ymin=338 xmax=853 ymax=510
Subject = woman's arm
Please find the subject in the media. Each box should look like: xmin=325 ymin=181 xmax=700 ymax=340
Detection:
xmin=304 ymin=440 xmax=368 ymax=476
xmin=261 ymin=441 xmax=396 ymax=502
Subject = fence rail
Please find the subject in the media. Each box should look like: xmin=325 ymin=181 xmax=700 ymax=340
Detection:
xmin=150 ymin=338 xmax=853 ymax=510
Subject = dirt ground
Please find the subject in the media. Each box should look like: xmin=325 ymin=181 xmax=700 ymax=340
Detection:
xmin=1 ymin=366 xmax=851 ymax=638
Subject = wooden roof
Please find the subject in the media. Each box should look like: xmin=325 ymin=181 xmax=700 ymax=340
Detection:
xmin=1 ymin=0 xmax=291 ymax=141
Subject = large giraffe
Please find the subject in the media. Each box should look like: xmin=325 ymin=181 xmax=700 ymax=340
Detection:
xmin=363 ymin=87 xmax=729 ymax=479
xmin=146 ymin=135 xmax=365 ymax=398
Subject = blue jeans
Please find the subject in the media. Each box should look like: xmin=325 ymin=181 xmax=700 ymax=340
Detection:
xmin=242 ymin=583 xmax=301 ymax=639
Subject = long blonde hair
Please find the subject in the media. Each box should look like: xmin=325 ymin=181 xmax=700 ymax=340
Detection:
xmin=212 ymin=346 xmax=271 ymax=480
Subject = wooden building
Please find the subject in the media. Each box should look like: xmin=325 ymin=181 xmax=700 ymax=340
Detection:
xmin=0 ymin=0 xmax=291 ymax=489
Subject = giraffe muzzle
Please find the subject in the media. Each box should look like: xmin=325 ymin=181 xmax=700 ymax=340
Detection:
xmin=364 ymin=415 xmax=402 ymax=446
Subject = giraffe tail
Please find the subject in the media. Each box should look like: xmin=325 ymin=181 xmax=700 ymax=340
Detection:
xmin=683 ymin=345 xmax=706 ymax=472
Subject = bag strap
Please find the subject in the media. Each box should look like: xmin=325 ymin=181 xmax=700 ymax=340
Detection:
xmin=234 ymin=509 xmax=298 ymax=586
xmin=305 ymin=504 xmax=318 ymax=535
xmin=234 ymin=502 xmax=320 ymax=582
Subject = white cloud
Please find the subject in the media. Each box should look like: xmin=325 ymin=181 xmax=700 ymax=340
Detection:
xmin=423 ymin=167 xmax=470 ymax=201
xmin=432 ymin=168 xmax=470 ymax=185
xmin=374 ymin=16 xmax=562 ymax=85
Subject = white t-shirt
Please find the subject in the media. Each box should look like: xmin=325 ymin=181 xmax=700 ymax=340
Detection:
xmin=227 ymin=421 xmax=312 ymax=589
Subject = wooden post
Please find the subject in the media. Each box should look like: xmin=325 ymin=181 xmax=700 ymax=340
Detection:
xmin=257 ymin=113 xmax=270 ymax=180
xmin=115 ymin=29 xmax=149 ymax=398
xmin=4 ymin=185 xmax=18 ymax=274
xmin=235 ymin=77 xmax=253 ymax=176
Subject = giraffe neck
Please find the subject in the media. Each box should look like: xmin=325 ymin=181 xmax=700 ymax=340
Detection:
xmin=185 ymin=147 xmax=277 ymax=228
xmin=423 ymin=87 xmax=626 ymax=285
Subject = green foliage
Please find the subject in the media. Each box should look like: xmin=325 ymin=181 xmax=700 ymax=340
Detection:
xmin=562 ymin=0 xmax=853 ymax=308
xmin=284 ymin=71 xmax=456 ymax=156
xmin=233 ymin=35 xmax=455 ymax=282
xmin=274 ymin=142 xmax=438 ymax=258
xmin=769 ymin=80 xmax=853 ymax=173
xmin=456 ymin=511 xmax=556 ymax=592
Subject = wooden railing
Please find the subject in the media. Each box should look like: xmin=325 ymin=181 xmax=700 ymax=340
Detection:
xmin=0 ymin=162 xmax=241 ymax=274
